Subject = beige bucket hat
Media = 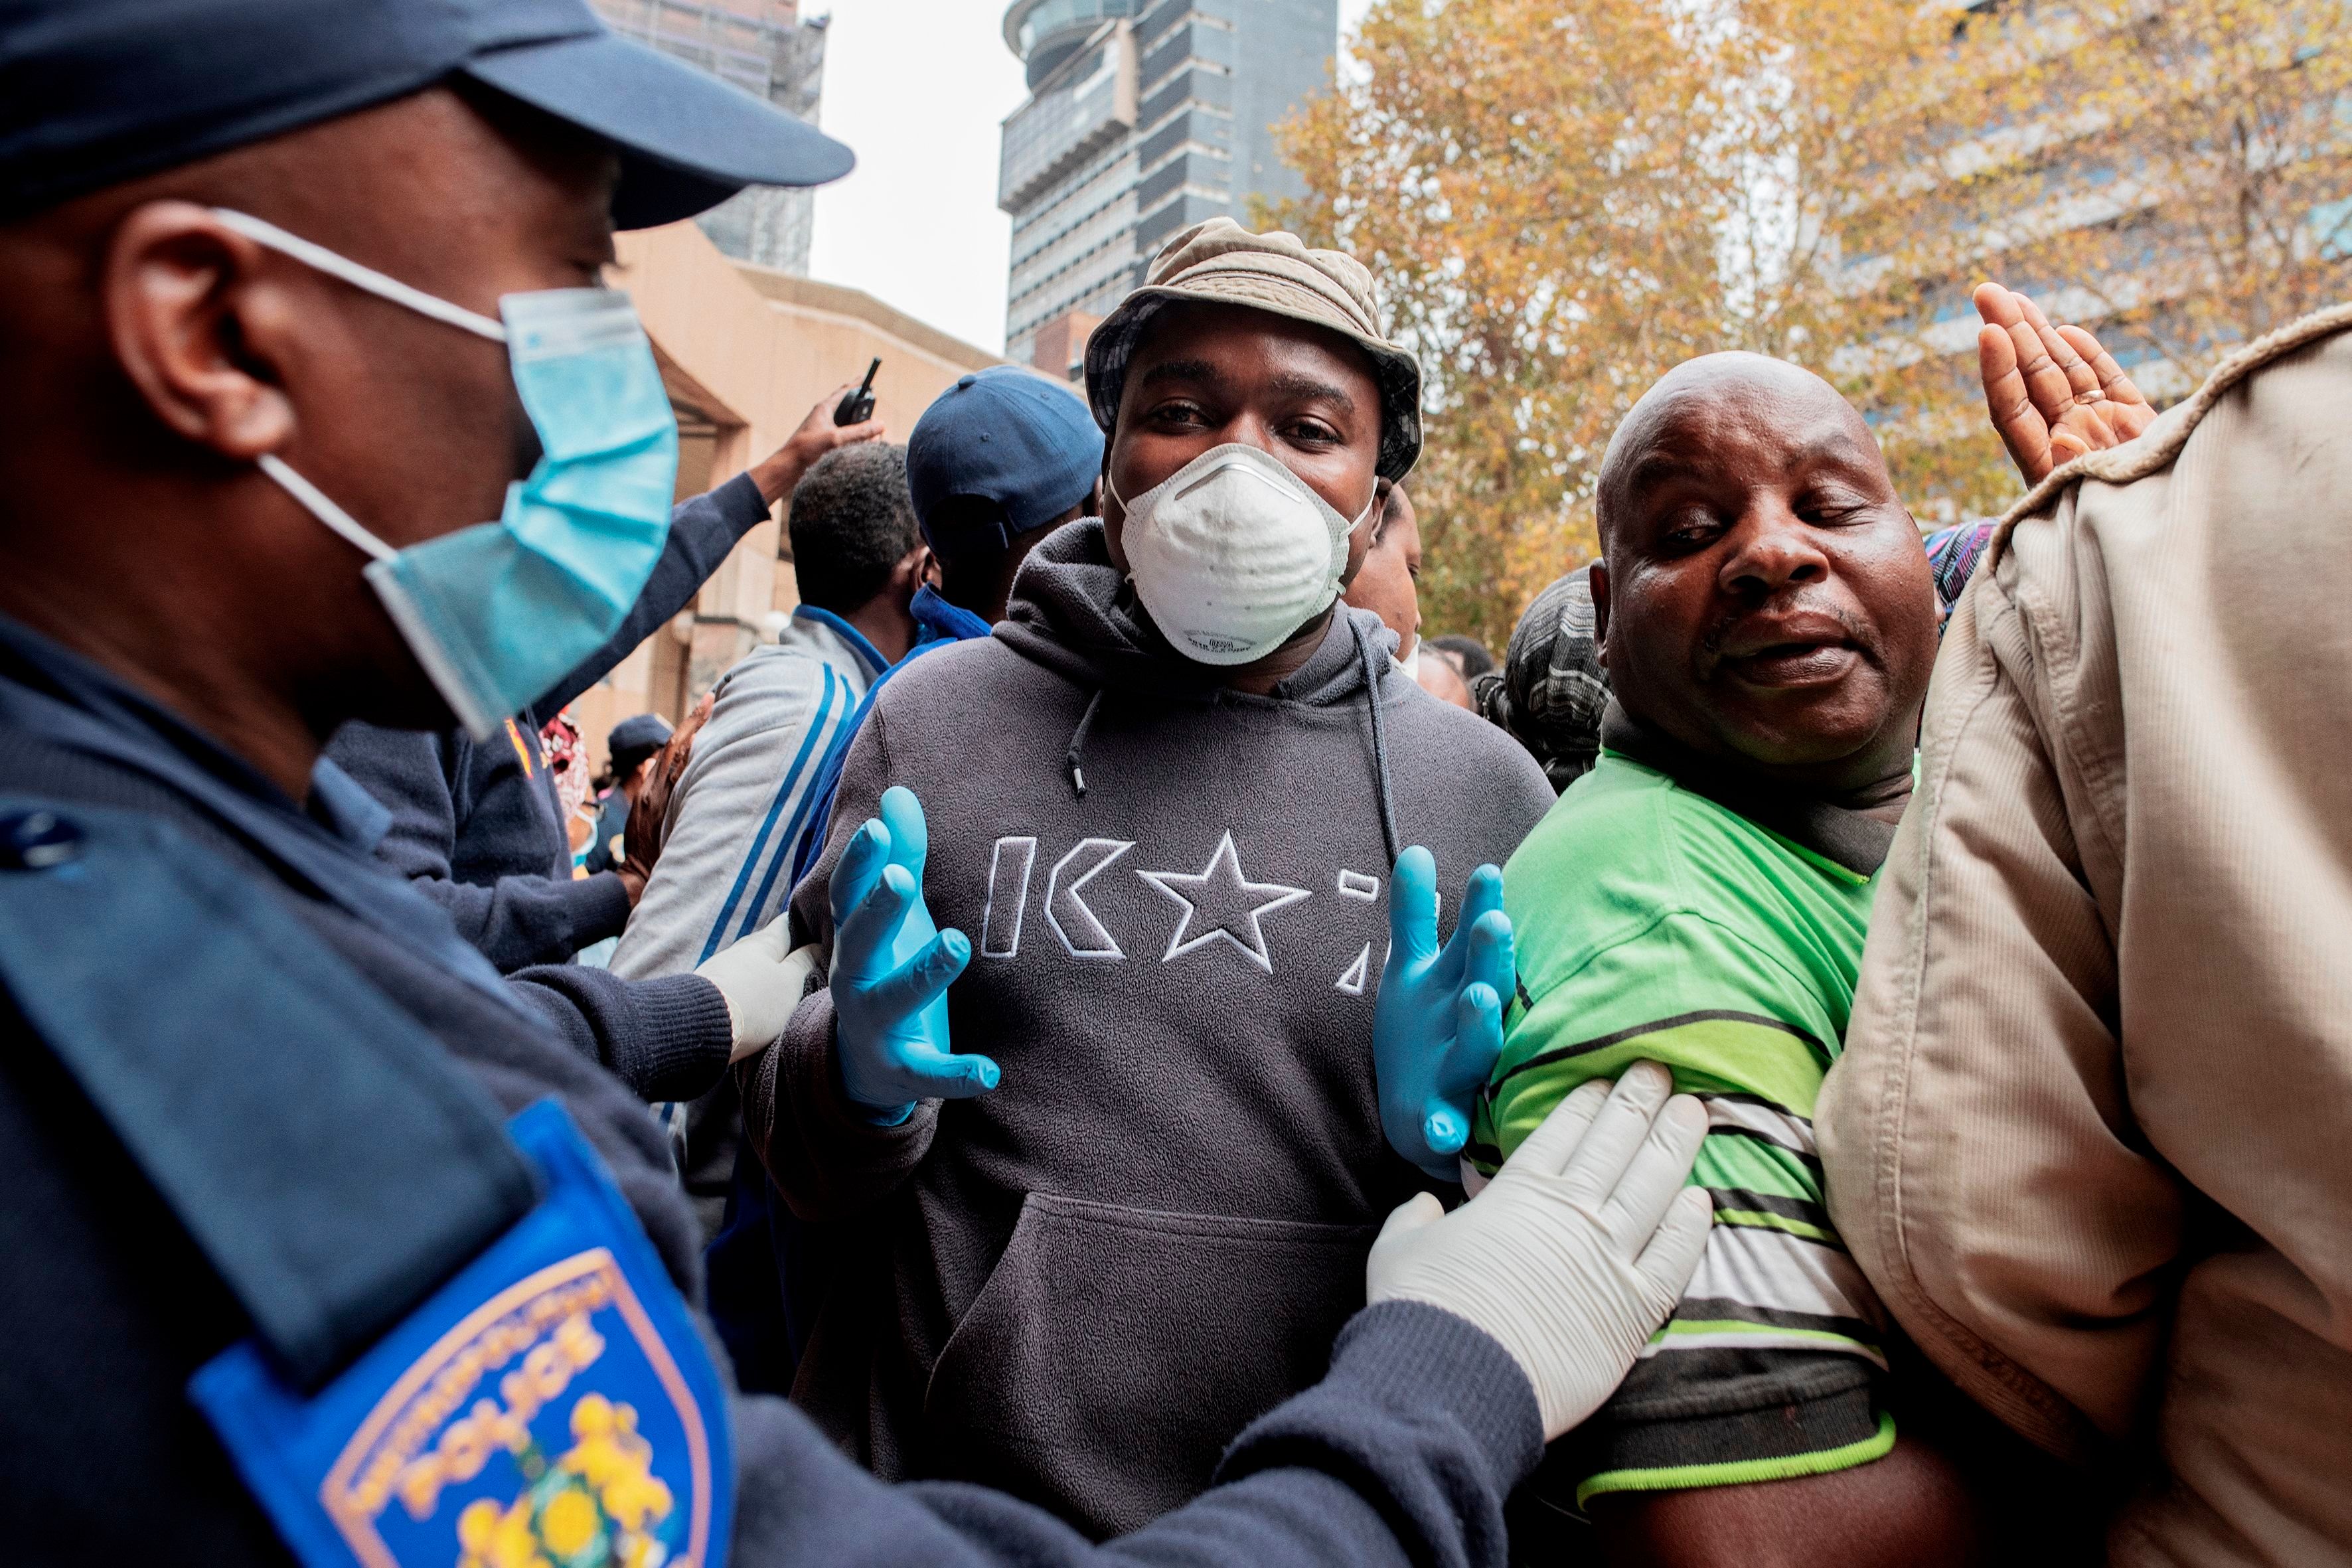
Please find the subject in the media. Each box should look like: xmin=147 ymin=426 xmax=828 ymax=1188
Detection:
xmin=1083 ymin=217 xmax=1423 ymax=481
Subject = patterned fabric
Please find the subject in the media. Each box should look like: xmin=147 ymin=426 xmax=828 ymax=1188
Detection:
xmin=1923 ymin=520 xmax=1996 ymax=625
xmin=1474 ymin=749 xmax=1894 ymax=1506
xmin=1475 ymin=566 xmax=1610 ymax=793
xmin=538 ymin=709 xmax=591 ymax=830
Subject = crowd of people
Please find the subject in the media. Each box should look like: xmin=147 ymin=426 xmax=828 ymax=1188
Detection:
xmin=5 ymin=3 xmax=2349 ymax=1567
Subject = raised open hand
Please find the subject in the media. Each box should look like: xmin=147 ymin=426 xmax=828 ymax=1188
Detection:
xmin=1976 ymin=281 xmax=2157 ymax=485
xmin=1373 ymin=847 xmax=1516 ymax=1182
xmin=828 ymin=785 xmax=993 ymax=1123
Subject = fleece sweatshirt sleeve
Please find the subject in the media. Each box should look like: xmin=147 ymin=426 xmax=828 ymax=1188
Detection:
xmin=327 ymin=720 xmax=632 ymax=971
xmin=736 ymin=698 xmax=943 ymax=1218
xmin=741 ymin=980 xmax=938 ymax=1221
xmin=725 ymin=1300 xmax=1546 ymax=1568
xmin=532 ymin=473 xmax=774 ymax=717
xmin=507 ymin=961 xmax=736 ymax=1104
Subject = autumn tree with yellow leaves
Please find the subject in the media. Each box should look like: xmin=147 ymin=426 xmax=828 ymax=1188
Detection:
xmin=1269 ymin=0 xmax=2352 ymax=649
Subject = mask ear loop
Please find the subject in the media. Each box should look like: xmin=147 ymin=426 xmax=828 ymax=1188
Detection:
xmin=209 ymin=208 xmax=508 ymax=343
xmin=256 ymin=453 xmax=397 ymax=564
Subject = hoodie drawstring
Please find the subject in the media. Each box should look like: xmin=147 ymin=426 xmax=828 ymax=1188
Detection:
xmin=1061 ymin=628 xmax=1399 ymax=860
xmin=1066 ymin=688 xmax=1105 ymax=799
xmin=1351 ymin=617 xmax=1402 ymax=868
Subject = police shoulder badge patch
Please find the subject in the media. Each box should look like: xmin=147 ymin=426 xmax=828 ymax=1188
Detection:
xmin=191 ymin=1100 xmax=734 ymax=1568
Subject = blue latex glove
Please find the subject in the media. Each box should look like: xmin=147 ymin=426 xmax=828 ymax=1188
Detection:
xmin=1373 ymin=846 xmax=1515 ymax=1182
xmin=828 ymin=785 xmax=996 ymax=1123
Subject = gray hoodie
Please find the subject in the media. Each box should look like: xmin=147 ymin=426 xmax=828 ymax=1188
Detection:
xmin=741 ymin=519 xmax=1553 ymax=1537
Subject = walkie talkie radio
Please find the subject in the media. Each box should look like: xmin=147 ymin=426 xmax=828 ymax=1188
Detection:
xmin=834 ymin=358 xmax=880 ymax=426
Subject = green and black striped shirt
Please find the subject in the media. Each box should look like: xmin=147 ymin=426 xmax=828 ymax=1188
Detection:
xmin=1471 ymin=743 xmax=1896 ymax=1506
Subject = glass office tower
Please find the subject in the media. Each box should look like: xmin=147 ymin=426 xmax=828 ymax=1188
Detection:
xmin=999 ymin=0 xmax=1338 ymax=372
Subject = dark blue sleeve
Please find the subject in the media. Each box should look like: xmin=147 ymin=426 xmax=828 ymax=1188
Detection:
xmin=507 ymin=964 xmax=734 ymax=1105
xmin=325 ymin=721 xmax=633 ymax=972
xmin=533 ymin=473 xmax=773 ymax=717
xmin=724 ymin=1301 xmax=1542 ymax=1568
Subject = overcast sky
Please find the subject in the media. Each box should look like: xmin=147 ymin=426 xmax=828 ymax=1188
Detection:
xmin=807 ymin=0 xmax=1377 ymax=355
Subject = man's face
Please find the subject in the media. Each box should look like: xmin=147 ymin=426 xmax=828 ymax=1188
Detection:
xmin=0 ymin=86 xmax=622 ymax=732
xmin=1103 ymin=300 xmax=1385 ymax=593
xmin=1343 ymin=486 xmax=1421 ymax=658
xmin=262 ymin=88 xmax=620 ymax=555
xmin=1592 ymin=358 xmax=1936 ymax=789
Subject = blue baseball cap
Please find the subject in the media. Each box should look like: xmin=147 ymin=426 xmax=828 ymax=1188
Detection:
xmin=906 ymin=366 xmax=1104 ymax=562
xmin=605 ymin=711 xmax=672 ymax=773
xmin=0 ymin=0 xmax=855 ymax=226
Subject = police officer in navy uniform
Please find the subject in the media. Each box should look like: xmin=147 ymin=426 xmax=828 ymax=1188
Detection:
xmin=0 ymin=3 xmax=1715 ymax=1563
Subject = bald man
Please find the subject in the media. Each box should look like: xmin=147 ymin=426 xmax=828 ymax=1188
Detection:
xmin=1464 ymin=354 xmax=1980 ymax=1563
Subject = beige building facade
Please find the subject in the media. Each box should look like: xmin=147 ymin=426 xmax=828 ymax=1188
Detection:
xmin=567 ymin=220 xmax=1024 ymax=775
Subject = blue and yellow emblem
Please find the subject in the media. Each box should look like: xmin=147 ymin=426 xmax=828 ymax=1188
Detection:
xmin=191 ymin=1101 xmax=734 ymax=1568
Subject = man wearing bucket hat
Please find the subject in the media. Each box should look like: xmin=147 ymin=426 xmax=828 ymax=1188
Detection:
xmin=740 ymin=218 xmax=1609 ymax=1534
xmin=0 ymin=4 xmax=1713 ymax=1564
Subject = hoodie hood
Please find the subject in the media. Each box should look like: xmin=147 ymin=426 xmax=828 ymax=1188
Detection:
xmin=996 ymin=519 xmax=1401 ymax=709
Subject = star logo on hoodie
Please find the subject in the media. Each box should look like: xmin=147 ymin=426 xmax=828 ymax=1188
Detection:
xmin=1137 ymin=832 xmax=1311 ymax=973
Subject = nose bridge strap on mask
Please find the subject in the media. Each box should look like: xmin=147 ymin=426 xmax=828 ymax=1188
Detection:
xmin=208 ymin=208 xmax=508 ymax=344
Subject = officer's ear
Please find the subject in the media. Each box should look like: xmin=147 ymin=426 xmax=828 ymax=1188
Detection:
xmin=100 ymin=201 xmax=297 ymax=461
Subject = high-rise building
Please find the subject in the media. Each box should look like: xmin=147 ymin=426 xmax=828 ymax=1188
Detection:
xmin=997 ymin=0 xmax=1338 ymax=373
xmin=589 ymin=0 xmax=829 ymax=274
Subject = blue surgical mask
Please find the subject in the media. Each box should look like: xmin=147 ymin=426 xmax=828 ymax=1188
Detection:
xmin=214 ymin=209 xmax=678 ymax=741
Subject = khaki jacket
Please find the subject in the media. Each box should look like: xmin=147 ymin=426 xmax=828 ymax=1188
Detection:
xmin=1820 ymin=302 xmax=2352 ymax=1567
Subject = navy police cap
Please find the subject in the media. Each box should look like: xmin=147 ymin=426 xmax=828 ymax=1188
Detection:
xmin=907 ymin=366 xmax=1103 ymax=562
xmin=0 ymin=0 xmax=856 ymax=226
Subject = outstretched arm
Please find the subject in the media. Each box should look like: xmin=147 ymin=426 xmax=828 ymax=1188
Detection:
xmin=736 ymin=706 xmax=954 ymax=1220
xmin=326 ymin=720 xmax=631 ymax=971
xmin=732 ymin=1070 xmax=1713 ymax=1568
xmin=533 ymin=388 xmax=886 ymax=715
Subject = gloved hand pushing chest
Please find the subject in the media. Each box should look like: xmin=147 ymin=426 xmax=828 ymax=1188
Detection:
xmin=828 ymin=786 xmax=999 ymax=1125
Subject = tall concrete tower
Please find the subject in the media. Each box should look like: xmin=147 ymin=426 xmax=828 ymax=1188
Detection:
xmin=997 ymin=0 xmax=1338 ymax=375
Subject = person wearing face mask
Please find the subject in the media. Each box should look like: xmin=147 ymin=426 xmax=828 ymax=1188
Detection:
xmin=0 ymin=6 xmax=1717 ymax=1566
xmin=1345 ymin=487 xmax=1467 ymax=714
xmin=738 ymin=218 xmax=1571 ymax=1535
xmin=1344 ymin=484 xmax=1427 ymax=681
xmin=1340 ymin=487 xmax=1472 ymax=710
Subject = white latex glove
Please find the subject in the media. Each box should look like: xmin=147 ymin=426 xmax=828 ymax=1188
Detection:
xmin=693 ymin=914 xmax=822 ymax=1063
xmin=1367 ymin=1060 xmax=1712 ymax=1440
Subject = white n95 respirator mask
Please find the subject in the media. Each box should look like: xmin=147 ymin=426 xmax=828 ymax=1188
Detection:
xmin=1112 ymin=443 xmax=1379 ymax=666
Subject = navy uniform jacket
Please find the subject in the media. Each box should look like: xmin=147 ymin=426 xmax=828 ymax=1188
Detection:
xmin=0 ymin=613 xmax=1546 ymax=1568
xmin=327 ymin=473 xmax=770 ymax=975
